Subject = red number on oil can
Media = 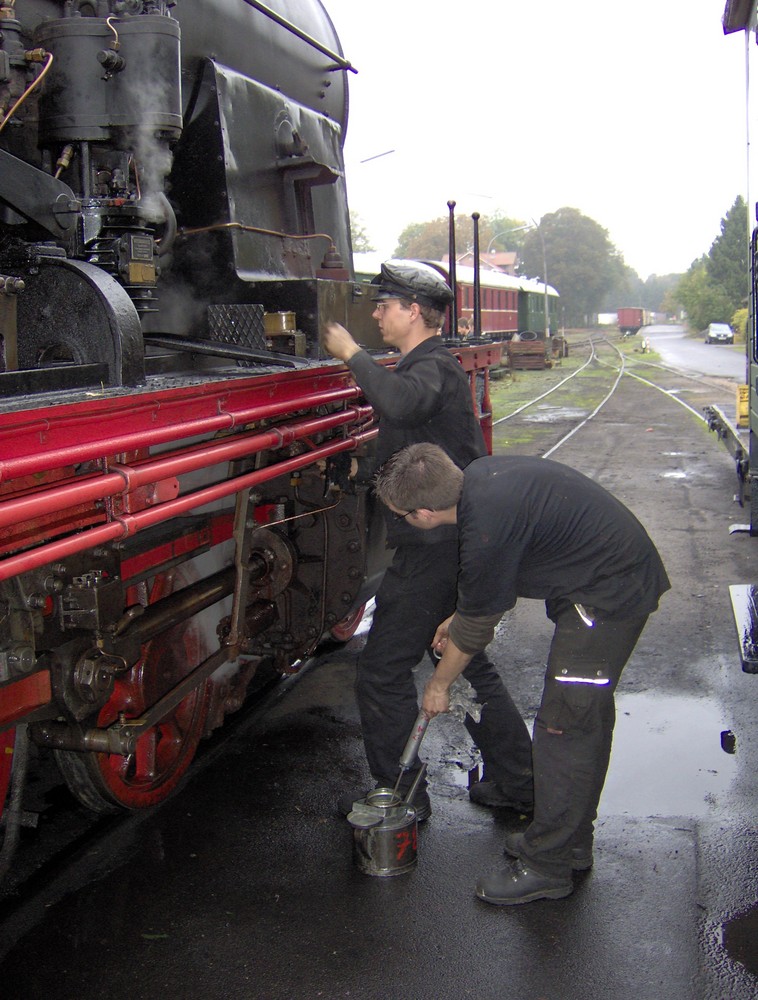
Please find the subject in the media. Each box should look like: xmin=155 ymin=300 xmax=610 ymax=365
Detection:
xmin=395 ymin=826 xmax=417 ymax=861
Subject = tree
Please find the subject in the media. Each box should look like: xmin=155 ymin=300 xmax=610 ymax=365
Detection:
xmin=673 ymin=258 xmax=733 ymax=331
xmin=705 ymin=195 xmax=748 ymax=307
xmin=350 ymin=212 xmax=375 ymax=253
xmin=600 ymin=269 xmax=683 ymax=314
xmin=641 ymin=274 xmax=683 ymax=312
xmin=732 ymin=306 xmax=748 ymax=340
xmin=393 ymin=213 xmax=528 ymax=261
xmin=600 ymin=262 xmax=644 ymax=312
xmin=478 ymin=213 xmax=529 ymax=256
xmin=394 ymin=217 xmax=451 ymax=259
xmin=520 ymin=208 xmax=625 ymax=327
xmin=671 ymin=195 xmax=749 ymax=330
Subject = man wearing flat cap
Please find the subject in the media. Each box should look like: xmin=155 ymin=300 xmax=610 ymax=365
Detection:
xmin=322 ymin=260 xmax=533 ymax=821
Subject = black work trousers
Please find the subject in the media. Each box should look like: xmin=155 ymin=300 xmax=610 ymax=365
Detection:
xmin=519 ymin=607 xmax=649 ymax=879
xmin=356 ymin=540 xmax=534 ymax=799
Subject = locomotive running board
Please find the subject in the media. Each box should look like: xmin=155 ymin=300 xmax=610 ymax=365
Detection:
xmin=729 ymin=584 xmax=758 ymax=673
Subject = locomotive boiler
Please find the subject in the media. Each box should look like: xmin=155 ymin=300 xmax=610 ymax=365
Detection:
xmin=0 ymin=0 xmax=414 ymax=835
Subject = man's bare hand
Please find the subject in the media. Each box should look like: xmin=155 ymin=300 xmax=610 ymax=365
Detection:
xmin=432 ymin=615 xmax=454 ymax=656
xmin=424 ymin=618 xmax=474 ymax=717
xmin=322 ymin=322 xmax=361 ymax=362
xmin=422 ymin=675 xmax=451 ymax=718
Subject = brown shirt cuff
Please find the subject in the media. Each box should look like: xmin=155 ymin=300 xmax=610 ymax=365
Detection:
xmin=448 ymin=611 xmax=504 ymax=654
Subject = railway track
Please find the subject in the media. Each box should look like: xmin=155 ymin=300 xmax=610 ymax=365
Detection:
xmin=490 ymin=334 xmax=741 ymax=458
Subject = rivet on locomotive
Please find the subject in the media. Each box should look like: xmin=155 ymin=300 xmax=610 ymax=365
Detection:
xmin=0 ymin=0 xmax=495 ymax=834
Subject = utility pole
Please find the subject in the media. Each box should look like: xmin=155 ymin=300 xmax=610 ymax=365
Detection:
xmin=532 ymin=218 xmax=550 ymax=338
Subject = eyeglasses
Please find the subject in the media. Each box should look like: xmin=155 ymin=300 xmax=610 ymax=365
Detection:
xmin=391 ymin=509 xmax=416 ymax=522
xmin=374 ymin=302 xmax=393 ymax=312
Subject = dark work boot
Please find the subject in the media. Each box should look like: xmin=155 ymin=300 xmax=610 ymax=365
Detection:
xmin=476 ymin=863 xmax=573 ymax=905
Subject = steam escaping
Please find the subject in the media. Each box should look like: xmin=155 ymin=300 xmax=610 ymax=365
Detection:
xmin=133 ymin=122 xmax=175 ymax=222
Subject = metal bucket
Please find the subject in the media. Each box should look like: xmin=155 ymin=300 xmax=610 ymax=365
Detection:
xmin=347 ymin=787 xmax=418 ymax=877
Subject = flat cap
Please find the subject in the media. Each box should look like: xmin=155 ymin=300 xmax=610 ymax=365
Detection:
xmin=370 ymin=260 xmax=453 ymax=309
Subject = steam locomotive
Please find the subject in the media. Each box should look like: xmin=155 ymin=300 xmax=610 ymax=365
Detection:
xmin=0 ymin=0 xmax=495 ymax=836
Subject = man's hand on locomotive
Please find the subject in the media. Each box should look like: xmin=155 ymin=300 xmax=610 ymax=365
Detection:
xmin=322 ymin=321 xmax=362 ymax=362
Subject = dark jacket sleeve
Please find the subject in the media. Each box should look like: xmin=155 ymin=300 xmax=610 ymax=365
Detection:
xmin=348 ymin=340 xmax=486 ymax=548
xmin=348 ymin=350 xmax=444 ymax=425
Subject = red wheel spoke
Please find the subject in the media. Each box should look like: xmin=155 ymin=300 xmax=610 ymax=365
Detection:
xmin=134 ymin=729 xmax=159 ymax=783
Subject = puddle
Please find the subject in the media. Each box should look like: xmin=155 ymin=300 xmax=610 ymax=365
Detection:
xmin=661 ymin=471 xmax=688 ymax=479
xmin=601 ymin=693 xmax=737 ymax=817
xmin=723 ymin=905 xmax=758 ymax=978
xmin=525 ymin=406 xmax=588 ymax=424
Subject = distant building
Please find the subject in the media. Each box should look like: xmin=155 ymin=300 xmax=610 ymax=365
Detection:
xmin=440 ymin=250 xmax=519 ymax=275
xmin=482 ymin=250 xmax=518 ymax=275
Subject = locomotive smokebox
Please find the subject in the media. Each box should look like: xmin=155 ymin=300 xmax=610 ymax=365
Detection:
xmin=33 ymin=14 xmax=182 ymax=148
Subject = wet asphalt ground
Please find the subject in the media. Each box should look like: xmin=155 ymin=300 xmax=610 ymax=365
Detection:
xmin=0 ymin=334 xmax=756 ymax=999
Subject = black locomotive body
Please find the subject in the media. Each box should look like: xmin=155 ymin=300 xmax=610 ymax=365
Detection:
xmin=706 ymin=5 xmax=758 ymax=677
xmin=0 ymin=0 xmax=409 ymax=823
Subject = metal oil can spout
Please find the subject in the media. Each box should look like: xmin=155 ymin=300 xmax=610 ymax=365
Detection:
xmin=403 ymin=762 xmax=427 ymax=808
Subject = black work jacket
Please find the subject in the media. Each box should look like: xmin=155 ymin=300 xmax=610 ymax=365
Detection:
xmin=456 ymin=455 xmax=671 ymax=620
xmin=348 ymin=337 xmax=486 ymax=547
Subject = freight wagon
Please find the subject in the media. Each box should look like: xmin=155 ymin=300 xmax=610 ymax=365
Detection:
xmin=617 ymin=307 xmax=653 ymax=336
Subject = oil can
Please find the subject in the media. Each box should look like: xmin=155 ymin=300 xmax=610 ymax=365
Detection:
xmin=347 ymin=788 xmax=418 ymax=877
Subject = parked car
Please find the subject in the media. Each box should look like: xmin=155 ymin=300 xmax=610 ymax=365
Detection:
xmin=705 ymin=322 xmax=734 ymax=344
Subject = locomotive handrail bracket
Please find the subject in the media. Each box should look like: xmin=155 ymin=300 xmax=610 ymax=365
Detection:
xmin=0 ymin=404 xmax=371 ymax=530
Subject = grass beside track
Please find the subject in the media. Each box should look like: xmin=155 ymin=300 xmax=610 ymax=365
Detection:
xmin=485 ymin=331 xmax=670 ymax=451
xmin=488 ymin=331 xmax=652 ymax=423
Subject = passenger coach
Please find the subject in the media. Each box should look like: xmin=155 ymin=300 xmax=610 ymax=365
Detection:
xmin=354 ymin=252 xmax=560 ymax=340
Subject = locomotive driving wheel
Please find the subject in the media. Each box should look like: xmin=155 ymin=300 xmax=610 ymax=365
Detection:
xmin=55 ymin=572 xmax=211 ymax=813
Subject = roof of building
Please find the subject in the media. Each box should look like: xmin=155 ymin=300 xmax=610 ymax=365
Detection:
xmin=484 ymin=251 xmax=518 ymax=269
xmin=352 ymin=252 xmax=558 ymax=297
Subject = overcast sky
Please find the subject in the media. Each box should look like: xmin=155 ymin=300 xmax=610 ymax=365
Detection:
xmin=324 ymin=0 xmax=751 ymax=279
